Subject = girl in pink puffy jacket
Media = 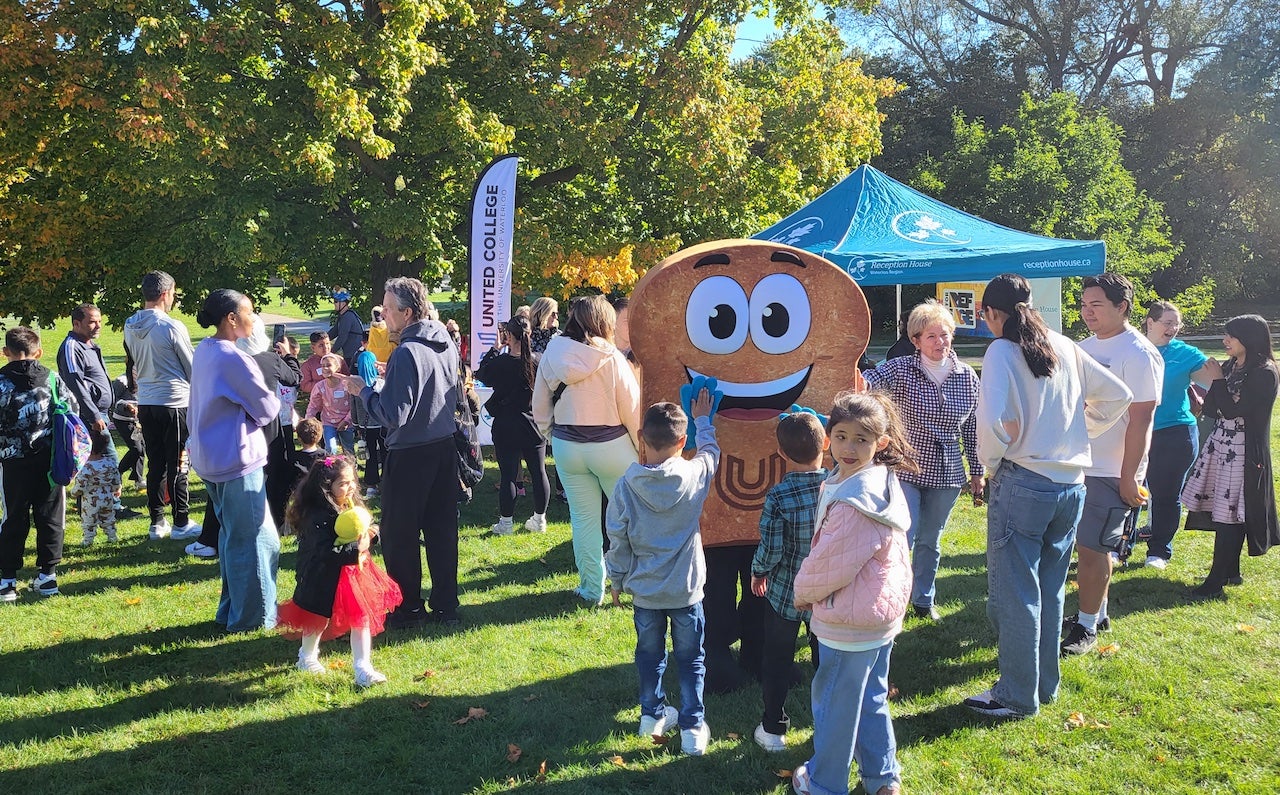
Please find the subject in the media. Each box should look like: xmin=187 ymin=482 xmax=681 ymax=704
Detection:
xmin=790 ymin=391 xmax=916 ymax=795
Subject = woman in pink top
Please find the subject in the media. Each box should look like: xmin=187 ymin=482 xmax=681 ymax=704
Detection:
xmin=305 ymin=353 xmax=355 ymax=456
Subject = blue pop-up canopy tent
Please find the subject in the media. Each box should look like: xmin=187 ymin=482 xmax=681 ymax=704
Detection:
xmin=753 ymin=165 xmax=1105 ymax=286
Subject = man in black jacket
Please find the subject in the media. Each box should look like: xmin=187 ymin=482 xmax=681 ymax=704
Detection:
xmin=347 ymin=277 xmax=461 ymax=627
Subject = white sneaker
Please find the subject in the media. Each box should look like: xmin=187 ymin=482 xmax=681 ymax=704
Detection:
xmin=1145 ymin=556 xmax=1168 ymax=570
xmin=170 ymin=521 xmax=202 ymax=540
xmin=148 ymin=520 xmax=172 ymax=540
xmin=297 ymin=653 xmax=325 ymax=674
xmin=105 ymin=531 xmax=118 ymax=543
xmin=680 ymin=721 xmax=709 ymax=756
xmin=355 ymin=666 xmax=388 ymax=688
xmin=638 ymin=705 xmax=678 ymax=737
xmin=82 ymin=534 xmax=96 ymax=547
xmin=753 ymin=722 xmax=786 ymax=752
xmin=186 ymin=541 xmax=218 ymax=558
xmin=490 ymin=517 xmax=514 ymax=536
xmin=30 ymin=572 xmax=59 ymax=597
xmin=791 ymin=762 xmax=812 ymax=794
xmin=524 ymin=514 xmax=547 ymax=533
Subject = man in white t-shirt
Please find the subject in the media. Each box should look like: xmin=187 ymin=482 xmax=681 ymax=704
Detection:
xmin=1062 ymin=273 xmax=1163 ymax=655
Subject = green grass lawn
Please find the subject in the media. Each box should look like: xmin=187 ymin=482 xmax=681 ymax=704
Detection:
xmin=3 ymin=403 xmax=1280 ymax=794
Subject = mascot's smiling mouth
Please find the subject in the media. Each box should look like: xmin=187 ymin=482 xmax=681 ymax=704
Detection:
xmin=684 ymin=365 xmax=812 ymax=421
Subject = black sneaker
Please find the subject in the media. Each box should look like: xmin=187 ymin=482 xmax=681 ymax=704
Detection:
xmin=426 ymin=610 xmax=462 ymax=627
xmin=385 ymin=607 xmax=428 ymax=629
xmin=1060 ymin=622 xmax=1097 ymax=656
xmin=963 ymin=689 xmax=1023 ymax=719
xmin=912 ymin=604 xmax=941 ymax=621
xmin=1226 ymin=575 xmax=1244 ymax=586
xmin=0 ymin=580 xmax=17 ymax=603
xmin=1190 ymin=582 xmax=1226 ymax=600
xmin=1062 ymin=613 xmax=1110 ymax=635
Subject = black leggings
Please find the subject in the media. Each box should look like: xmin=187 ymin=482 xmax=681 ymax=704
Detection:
xmin=493 ymin=426 xmax=549 ymax=517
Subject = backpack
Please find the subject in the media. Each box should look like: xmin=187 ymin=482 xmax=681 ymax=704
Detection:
xmin=399 ymin=335 xmax=484 ymax=488
xmin=454 ymin=381 xmax=484 ymax=489
xmin=48 ymin=372 xmax=92 ymax=486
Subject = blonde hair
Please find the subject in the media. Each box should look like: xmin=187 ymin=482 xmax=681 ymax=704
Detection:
xmin=529 ymin=297 xmax=559 ymax=331
xmin=907 ymin=299 xmax=955 ymax=340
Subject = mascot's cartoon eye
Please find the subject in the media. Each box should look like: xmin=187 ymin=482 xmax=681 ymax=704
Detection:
xmin=686 ymin=276 xmax=749 ymax=355
xmin=749 ymin=274 xmax=811 ymax=355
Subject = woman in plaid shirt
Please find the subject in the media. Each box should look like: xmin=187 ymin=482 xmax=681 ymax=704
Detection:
xmin=862 ymin=300 xmax=982 ymax=620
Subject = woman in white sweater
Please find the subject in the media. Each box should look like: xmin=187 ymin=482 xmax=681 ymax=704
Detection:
xmin=532 ymin=295 xmax=642 ymax=605
xmin=963 ymin=274 xmax=1131 ymax=719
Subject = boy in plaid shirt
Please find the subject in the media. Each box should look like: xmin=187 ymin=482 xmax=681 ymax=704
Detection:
xmin=750 ymin=410 xmax=829 ymax=751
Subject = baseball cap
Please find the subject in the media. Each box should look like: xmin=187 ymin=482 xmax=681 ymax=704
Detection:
xmin=332 ymin=289 xmax=351 ymax=302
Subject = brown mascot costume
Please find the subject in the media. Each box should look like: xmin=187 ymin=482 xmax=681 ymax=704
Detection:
xmin=629 ymin=239 xmax=870 ymax=692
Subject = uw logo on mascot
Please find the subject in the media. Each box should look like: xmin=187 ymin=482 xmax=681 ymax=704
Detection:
xmin=629 ymin=239 xmax=870 ymax=691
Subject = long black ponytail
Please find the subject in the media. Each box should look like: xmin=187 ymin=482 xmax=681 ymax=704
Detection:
xmin=982 ymin=274 xmax=1058 ymax=378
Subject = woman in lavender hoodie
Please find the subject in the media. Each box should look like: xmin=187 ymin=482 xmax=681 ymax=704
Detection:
xmin=189 ymin=290 xmax=281 ymax=632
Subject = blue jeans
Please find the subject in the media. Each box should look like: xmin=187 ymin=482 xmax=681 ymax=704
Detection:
xmin=1145 ymin=424 xmax=1198 ymax=561
xmin=551 ymin=435 xmax=637 ymax=601
xmin=322 ymin=425 xmax=356 ymax=457
xmin=806 ymin=640 xmax=899 ymax=795
xmin=206 ymin=468 xmax=280 ymax=632
xmin=986 ymin=461 xmax=1084 ymax=715
xmin=901 ymin=482 xmax=962 ymax=609
xmin=633 ymin=602 xmax=706 ymax=730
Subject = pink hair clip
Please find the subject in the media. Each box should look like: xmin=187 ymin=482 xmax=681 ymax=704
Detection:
xmin=323 ymin=456 xmax=336 ymax=468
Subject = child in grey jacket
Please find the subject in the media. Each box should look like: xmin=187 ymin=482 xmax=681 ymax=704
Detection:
xmin=606 ymin=388 xmax=718 ymax=757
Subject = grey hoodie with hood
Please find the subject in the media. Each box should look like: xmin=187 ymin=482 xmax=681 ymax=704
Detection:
xmin=123 ymin=308 xmax=194 ymax=407
xmin=605 ymin=416 xmax=720 ymax=610
xmin=361 ymin=318 xmax=458 ymax=449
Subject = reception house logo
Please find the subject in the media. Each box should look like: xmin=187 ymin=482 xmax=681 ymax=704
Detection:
xmin=892 ymin=211 xmax=971 ymax=246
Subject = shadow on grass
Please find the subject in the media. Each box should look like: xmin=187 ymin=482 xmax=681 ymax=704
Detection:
xmin=0 ymin=659 xmax=793 ymax=794
xmin=0 ymin=622 xmax=282 ymax=747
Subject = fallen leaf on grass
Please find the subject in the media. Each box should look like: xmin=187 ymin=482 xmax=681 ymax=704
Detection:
xmin=536 ymin=761 xmax=547 ymax=782
xmin=411 ymin=700 xmax=431 ymax=710
xmin=327 ymin=659 xmax=347 ymax=670
xmin=726 ymin=732 xmax=740 ymax=740
xmin=1236 ymin=623 xmax=1256 ymax=633
xmin=414 ymin=669 xmax=437 ymax=680
xmin=776 ymin=770 xmax=793 ymax=779
xmin=609 ymin=755 xmax=626 ymax=767
xmin=124 ymin=597 xmax=142 ymax=606
xmin=1097 ymin=642 xmax=1120 ymax=656
xmin=453 ymin=706 xmax=489 ymax=725
xmin=506 ymin=743 xmax=522 ymax=762
xmin=1064 ymin=711 xmax=1111 ymax=730
xmin=538 ymin=557 xmax=548 ymax=566
xmin=650 ymin=733 xmax=666 ymax=745
xmin=887 ymin=683 xmax=901 ymax=700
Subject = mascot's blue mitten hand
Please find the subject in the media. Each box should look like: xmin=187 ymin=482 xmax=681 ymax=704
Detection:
xmin=680 ymin=376 xmax=724 ymax=450
xmin=779 ymin=403 xmax=830 ymax=427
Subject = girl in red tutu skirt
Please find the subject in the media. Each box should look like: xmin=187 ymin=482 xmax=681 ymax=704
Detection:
xmin=277 ymin=455 xmax=402 ymax=687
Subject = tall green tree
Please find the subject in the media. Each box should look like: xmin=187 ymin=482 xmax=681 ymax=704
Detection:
xmin=914 ymin=92 xmax=1199 ymax=328
xmin=0 ymin=0 xmax=894 ymax=324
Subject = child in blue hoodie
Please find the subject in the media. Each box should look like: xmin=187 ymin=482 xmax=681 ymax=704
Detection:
xmin=607 ymin=387 xmax=719 ymax=757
